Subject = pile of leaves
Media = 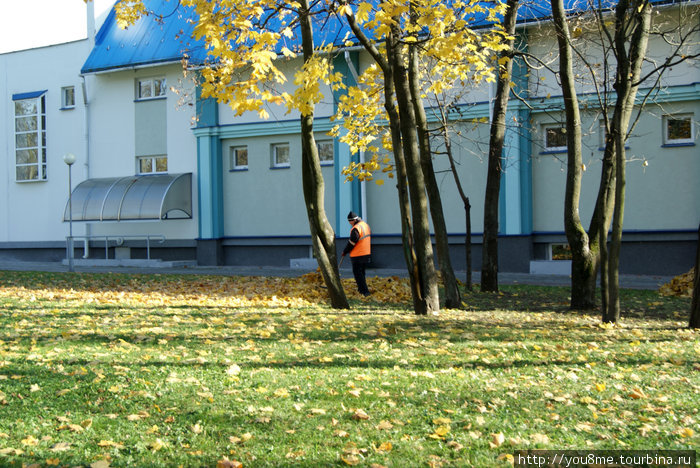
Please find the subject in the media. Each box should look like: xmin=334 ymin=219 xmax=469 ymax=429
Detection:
xmin=0 ymin=270 xmax=415 ymax=309
xmin=659 ymin=269 xmax=695 ymax=298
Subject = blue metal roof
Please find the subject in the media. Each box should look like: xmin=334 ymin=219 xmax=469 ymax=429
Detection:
xmin=81 ymin=0 xmax=355 ymax=74
xmin=82 ymin=0 xmax=683 ymax=74
xmin=82 ymin=0 xmax=207 ymax=74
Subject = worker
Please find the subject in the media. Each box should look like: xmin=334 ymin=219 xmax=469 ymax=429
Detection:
xmin=341 ymin=211 xmax=371 ymax=296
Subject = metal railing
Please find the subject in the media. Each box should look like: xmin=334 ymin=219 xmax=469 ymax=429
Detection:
xmin=66 ymin=234 xmax=166 ymax=262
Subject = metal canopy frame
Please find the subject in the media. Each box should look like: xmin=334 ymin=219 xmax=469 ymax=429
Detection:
xmin=63 ymin=173 xmax=192 ymax=222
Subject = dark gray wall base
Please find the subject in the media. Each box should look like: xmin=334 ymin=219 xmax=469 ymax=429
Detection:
xmin=0 ymin=248 xmax=66 ymax=263
xmin=620 ymin=240 xmax=696 ymax=275
xmin=197 ymin=239 xmax=224 ymax=266
xmin=224 ymin=245 xmax=311 ymax=267
xmin=0 ymin=235 xmax=696 ymax=277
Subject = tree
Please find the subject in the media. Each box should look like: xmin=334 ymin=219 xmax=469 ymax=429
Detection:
xmin=432 ymin=95 xmax=475 ymax=290
xmin=552 ymin=0 xmax=591 ymax=313
xmin=340 ymin=6 xmax=440 ymax=315
xmin=531 ymin=0 xmax=700 ymax=314
xmin=601 ymin=0 xmax=652 ymax=322
xmin=336 ymin=0 xmax=509 ymax=313
xmin=481 ymin=0 xmax=520 ymax=293
xmin=407 ymin=7 xmax=462 ymax=309
xmin=116 ymin=0 xmax=350 ymax=308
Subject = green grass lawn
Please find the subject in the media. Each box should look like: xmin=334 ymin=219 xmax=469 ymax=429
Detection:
xmin=0 ymin=270 xmax=697 ymax=467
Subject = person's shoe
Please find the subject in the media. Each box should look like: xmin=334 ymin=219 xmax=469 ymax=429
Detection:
xmin=362 ymin=291 xmax=371 ymax=297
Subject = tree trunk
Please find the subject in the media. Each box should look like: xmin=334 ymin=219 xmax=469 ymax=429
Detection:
xmin=593 ymin=145 xmax=616 ymax=317
xmin=603 ymin=0 xmax=652 ymax=322
xmin=408 ymin=35 xmax=461 ymax=309
xmin=481 ymin=0 xmax=519 ymax=293
xmin=389 ymin=29 xmax=440 ymax=315
xmin=436 ymin=99 xmax=473 ymax=293
xmin=552 ymin=0 xmax=593 ymax=310
xmin=465 ymin=199 xmax=473 ymax=291
xmin=384 ymin=71 xmax=424 ymax=313
xmin=298 ymin=0 xmax=349 ymax=309
xmin=605 ymin=135 xmax=625 ymax=322
xmin=342 ymin=13 xmax=426 ymax=314
xmin=690 ymin=223 xmax=700 ymax=329
xmin=599 ymin=215 xmax=609 ymax=318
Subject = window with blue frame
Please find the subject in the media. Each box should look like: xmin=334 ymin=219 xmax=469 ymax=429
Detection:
xmin=663 ymin=114 xmax=694 ymax=146
xmin=543 ymin=124 xmax=567 ymax=152
xmin=13 ymin=91 xmax=47 ymax=182
xmin=317 ymin=140 xmax=334 ymax=166
xmin=271 ymin=143 xmax=290 ymax=168
xmin=231 ymin=146 xmax=248 ymax=170
xmin=136 ymin=77 xmax=166 ymax=100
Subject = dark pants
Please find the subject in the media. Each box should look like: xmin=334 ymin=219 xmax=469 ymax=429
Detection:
xmin=351 ymin=255 xmax=371 ymax=296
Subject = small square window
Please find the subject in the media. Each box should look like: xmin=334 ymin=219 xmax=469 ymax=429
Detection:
xmin=271 ymin=143 xmax=290 ymax=168
xmin=136 ymin=77 xmax=167 ymax=100
xmin=317 ymin=140 xmax=334 ymax=166
xmin=137 ymin=155 xmax=168 ymax=174
xmin=550 ymin=243 xmax=572 ymax=260
xmin=61 ymin=86 xmax=75 ymax=109
xmin=543 ymin=125 xmax=567 ymax=151
xmin=663 ymin=114 xmax=694 ymax=145
xmin=231 ymin=146 xmax=248 ymax=170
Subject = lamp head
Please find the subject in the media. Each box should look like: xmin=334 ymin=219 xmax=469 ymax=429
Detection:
xmin=63 ymin=153 xmax=76 ymax=166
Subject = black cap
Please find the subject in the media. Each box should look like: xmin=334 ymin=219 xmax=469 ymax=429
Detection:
xmin=347 ymin=211 xmax=359 ymax=221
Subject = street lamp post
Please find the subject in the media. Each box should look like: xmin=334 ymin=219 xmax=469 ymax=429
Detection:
xmin=63 ymin=153 xmax=76 ymax=272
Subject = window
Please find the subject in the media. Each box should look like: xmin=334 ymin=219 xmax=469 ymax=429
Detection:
xmin=543 ymin=124 xmax=567 ymax=152
xmin=137 ymin=155 xmax=168 ymax=174
xmin=271 ymin=143 xmax=290 ymax=168
xmin=598 ymin=119 xmax=629 ymax=150
xmin=14 ymin=93 xmax=47 ymax=182
xmin=317 ymin=140 xmax=334 ymax=166
xmin=550 ymin=244 xmax=572 ymax=260
xmin=136 ymin=77 xmax=167 ymax=100
xmin=61 ymin=86 xmax=75 ymax=109
xmin=663 ymin=114 xmax=694 ymax=145
xmin=231 ymin=146 xmax=248 ymax=170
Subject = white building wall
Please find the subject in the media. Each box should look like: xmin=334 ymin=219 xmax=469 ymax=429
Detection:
xmin=531 ymin=99 xmax=700 ymax=233
xmin=217 ymin=57 xmax=337 ymax=126
xmin=221 ymin=132 xmax=336 ymax=237
xmin=0 ymin=40 xmax=91 ymax=243
xmin=86 ymin=64 xmax=199 ymax=240
xmin=526 ymin=7 xmax=700 ymax=98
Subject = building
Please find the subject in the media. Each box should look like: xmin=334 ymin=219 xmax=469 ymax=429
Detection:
xmin=1 ymin=0 xmax=698 ymax=275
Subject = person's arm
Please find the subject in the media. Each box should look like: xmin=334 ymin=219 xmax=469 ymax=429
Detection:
xmin=342 ymin=226 xmax=360 ymax=256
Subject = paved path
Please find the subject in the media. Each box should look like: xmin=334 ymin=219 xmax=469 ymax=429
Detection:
xmin=0 ymin=260 xmax=674 ymax=290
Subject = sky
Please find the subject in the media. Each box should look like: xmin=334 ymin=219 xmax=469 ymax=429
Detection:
xmin=0 ymin=0 xmax=115 ymax=54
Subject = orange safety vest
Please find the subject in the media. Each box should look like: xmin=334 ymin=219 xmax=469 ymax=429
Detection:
xmin=350 ymin=221 xmax=371 ymax=257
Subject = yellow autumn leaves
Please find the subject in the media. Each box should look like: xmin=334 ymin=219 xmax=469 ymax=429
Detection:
xmin=0 ymin=271 xmax=413 ymax=308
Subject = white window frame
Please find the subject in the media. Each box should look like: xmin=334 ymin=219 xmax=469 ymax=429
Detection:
xmin=14 ymin=94 xmax=47 ymax=182
xmin=231 ymin=146 xmax=248 ymax=171
xmin=61 ymin=86 xmax=75 ymax=109
xmin=271 ymin=143 xmax=290 ymax=169
xmin=599 ymin=119 xmax=608 ymax=149
xmin=136 ymin=77 xmax=167 ymax=100
xmin=542 ymin=124 xmax=567 ymax=152
xmin=663 ymin=114 xmax=694 ymax=145
xmin=317 ymin=140 xmax=334 ymax=166
xmin=137 ymin=155 xmax=168 ymax=175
